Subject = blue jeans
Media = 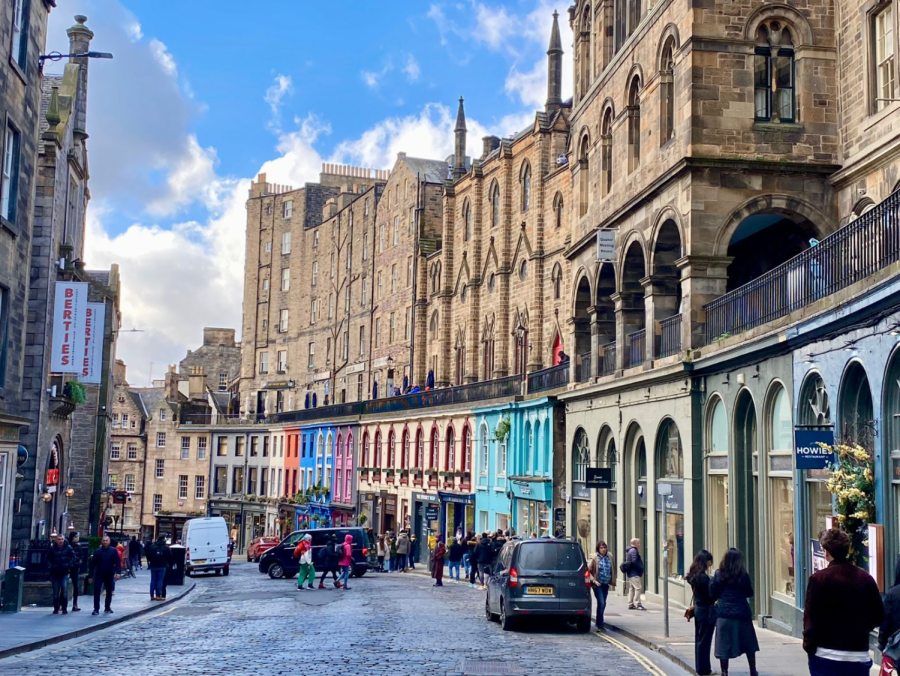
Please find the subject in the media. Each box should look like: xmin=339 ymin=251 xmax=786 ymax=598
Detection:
xmin=150 ymin=567 xmax=166 ymax=598
xmin=408 ymin=553 xmax=415 ymax=569
xmin=51 ymin=573 xmax=69 ymax=610
xmin=808 ymin=656 xmax=871 ymax=676
xmin=592 ymin=583 xmax=610 ymax=627
xmin=449 ymin=561 xmax=461 ymax=580
xmin=339 ymin=565 xmax=352 ymax=588
xmin=462 ymin=553 xmax=470 ymax=575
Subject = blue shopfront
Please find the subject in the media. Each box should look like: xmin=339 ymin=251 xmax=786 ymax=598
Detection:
xmin=509 ymin=478 xmax=553 ymax=537
xmin=297 ymin=422 xmax=336 ymax=528
xmin=439 ymin=492 xmax=475 ymax=540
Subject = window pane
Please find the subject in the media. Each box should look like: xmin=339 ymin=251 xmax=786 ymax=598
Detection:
xmin=771 ymin=477 xmax=795 ymax=597
xmin=660 ymin=511 xmax=685 ymax=580
xmin=712 ymin=400 xmax=728 ymax=452
xmin=772 ymin=388 xmax=793 ymax=450
xmin=708 ymin=474 xmax=730 ymax=561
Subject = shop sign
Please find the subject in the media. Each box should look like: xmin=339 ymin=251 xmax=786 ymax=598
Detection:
xmin=596 ymin=228 xmax=615 ymax=261
xmin=425 ymin=505 xmax=439 ymax=521
xmin=385 ymin=496 xmax=397 ymax=511
xmin=413 ymin=492 xmax=439 ymax=503
xmin=263 ymin=380 xmax=295 ymax=390
xmin=585 ymin=468 xmax=612 ymax=489
xmin=571 ymin=482 xmax=590 ymax=500
xmin=438 ymin=492 xmax=474 ymax=504
xmin=80 ymin=303 xmax=105 ymax=384
xmin=795 ymin=430 xmax=835 ymax=470
xmin=51 ymin=282 xmax=88 ymax=373
xmin=553 ymin=508 xmax=566 ymax=537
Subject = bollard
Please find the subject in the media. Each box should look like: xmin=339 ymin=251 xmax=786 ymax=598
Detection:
xmin=1 ymin=566 xmax=26 ymax=613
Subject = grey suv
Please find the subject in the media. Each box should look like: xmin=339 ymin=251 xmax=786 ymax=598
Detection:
xmin=484 ymin=538 xmax=592 ymax=631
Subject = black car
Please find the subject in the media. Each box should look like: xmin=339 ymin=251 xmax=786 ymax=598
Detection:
xmin=484 ymin=538 xmax=592 ymax=631
xmin=258 ymin=527 xmax=371 ymax=579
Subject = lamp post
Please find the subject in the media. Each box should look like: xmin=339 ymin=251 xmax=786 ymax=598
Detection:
xmin=38 ymin=50 xmax=113 ymax=75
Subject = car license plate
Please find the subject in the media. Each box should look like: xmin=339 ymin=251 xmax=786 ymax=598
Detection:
xmin=525 ymin=586 xmax=553 ymax=595
xmin=193 ymin=559 xmax=207 ymax=564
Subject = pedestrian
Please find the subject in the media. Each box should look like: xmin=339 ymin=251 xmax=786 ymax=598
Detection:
xmin=427 ymin=531 xmax=436 ymax=572
xmin=475 ymin=532 xmax=493 ymax=590
xmin=489 ymin=529 xmax=507 ymax=565
xmin=448 ymin=536 xmax=464 ymax=582
xmin=128 ymin=536 xmax=141 ymax=571
xmin=805 ymin=528 xmax=883 ymax=676
xmin=67 ymin=531 xmax=82 ymax=612
xmin=295 ymin=534 xmax=315 ymax=591
xmin=710 ymin=548 xmax=760 ymax=676
xmin=431 ymin=535 xmax=446 ymax=586
xmin=621 ymin=537 xmax=646 ymax=610
xmin=318 ymin=535 xmax=342 ymax=588
xmin=686 ymin=550 xmax=716 ymax=676
xmin=461 ymin=530 xmax=472 ymax=578
xmin=389 ymin=532 xmax=398 ymax=572
xmin=879 ymin=557 xmax=900 ymax=669
xmin=396 ymin=530 xmax=411 ymax=572
xmin=376 ymin=535 xmax=386 ymax=572
xmin=408 ymin=533 xmax=417 ymax=570
xmin=588 ymin=540 xmax=616 ymax=631
xmin=48 ymin=533 xmax=77 ymax=615
xmin=466 ymin=531 xmax=479 ymax=587
xmin=337 ymin=534 xmax=354 ymax=590
xmin=87 ymin=535 xmax=121 ymax=615
xmin=144 ymin=535 xmax=170 ymax=601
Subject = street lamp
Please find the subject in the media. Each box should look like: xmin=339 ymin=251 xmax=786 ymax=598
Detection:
xmin=39 ymin=50 xmax=113 ymax=64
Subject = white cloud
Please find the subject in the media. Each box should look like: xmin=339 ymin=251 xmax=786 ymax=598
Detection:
xmin=264 ymin=74 xmax=293 ymax=116
xmin=472 ymin=3 xmax=514 ymax=51
xmin=403 ymin=54 xmax=421 ymax=81
xmin=149 ymin=38 xmax=176 ymax=77
xmin=145 ymin=134 xmax=222 ymax=216
xmin=505 ymin=60 xmax=546 ymax=109
xmin=427 ymin=4 xmax=450 ymax=45
xmin=361 ymin=60 xmax=393 ymax=89
xmin=125 ymin=21 xmax=142 ymax=41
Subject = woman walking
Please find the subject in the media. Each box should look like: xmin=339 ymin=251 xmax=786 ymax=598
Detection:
xmin=431 ymin=535 xmax=447 ymax=587
xmin=710 ymin=548 xmax=759 ymax=676
xmin=587 ymin=541 xmax=616 ymax=630
xmin=376 ymin=535 xmax=386 ymax=572
xmin=687 ymin=550 xmax=716 ymax=676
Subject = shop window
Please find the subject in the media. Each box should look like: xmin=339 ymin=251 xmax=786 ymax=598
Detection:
xmin=707 ymin=398 xmax=730 ymax=561
xmin=768 ymin=386 xmax=795 ymax=598
xmin=656 ymin=419 xmax=684 ymax=581
xmin=573 ymin=429 xmax=590 ymax=483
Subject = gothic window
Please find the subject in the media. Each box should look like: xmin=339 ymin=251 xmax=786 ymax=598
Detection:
xmin=430 ymin=311 xmax=439 ymax=338
xmin=659 ymin=37 xmax=675 ymax=144
xmin=755 ymin=22 xmax=795 ymax=123
xmin=578 ymin=5 xmax=593 ymax=99
xmin=628 ymin=77 xmax=641 ymax=173
xmin=521 ymin=162 xmax=531 ymax=212
xmin=551 ymin=263 xmax=563 ymax=300
xmin=573 ymin=428 xmax=590 ymax=483
xmin=601 ymin=108 xmax=614 ymax=196
xmin=491 ymin=183 xmax=500 ymax=227
xmin=553 ymin=192 xmax=563 ymax=229
xmin=445 ymin=426 xmax=456 ymax=472
xmin=579 ymin=134 xmax=590 ymax=217
xmin=463 ymin=200 xmax=471 ymax=242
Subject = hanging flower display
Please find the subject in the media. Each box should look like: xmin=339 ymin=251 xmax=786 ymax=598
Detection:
xmin=824 ymin=442 xmax=875 ymax=567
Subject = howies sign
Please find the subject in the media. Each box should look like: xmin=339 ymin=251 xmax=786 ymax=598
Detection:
xmin=794 ymin=430 xmax=835 ymax=470
xmin=50 ymin=282 xmax=88 ymax=373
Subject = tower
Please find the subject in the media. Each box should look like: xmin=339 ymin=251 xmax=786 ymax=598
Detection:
xmin=453 ymin=96 xmax=467 ymax=180
xmin=546 ymin=10 xmax=563 ymax=114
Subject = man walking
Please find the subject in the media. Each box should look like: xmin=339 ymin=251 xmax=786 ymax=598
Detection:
xmin=317 ymin=536 xmax=342 ymax=588
xmin=87 ymin=535 xmax=121 ymax=615
xmin=67 ymin=531 xmax=83 ymax=612
xmin=128 ymin=536 xmax=141 ymax=571
xmin=48 ymin=533 xmax=77 ymax=614
xmin=396 ymin=530 xmax=411 ymax=572
xmin=474 ymin=533 xmax=493 ymax=590
xmin=144 ymin=535 xmax=170 ymax=601
xmin=804 ymin=528 xmax=883 ymax=676
xmin=622 ymin=537 xmax=646 ymax=610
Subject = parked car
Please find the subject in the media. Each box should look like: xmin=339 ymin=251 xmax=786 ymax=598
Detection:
xmin=247 ymin=536 xmax=280 ymax=563
xmin=183 ymin=516 xmax=231 ymax=577
xmin=258 ymin=527 xmax=371 ymax=580
xmin=484 ymin=537 xmax=592 ymax=631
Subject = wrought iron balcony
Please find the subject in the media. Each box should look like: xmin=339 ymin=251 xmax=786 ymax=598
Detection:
xmin=658 ymin=314 xmax=682 ymax=358
xmin=626 ymin=329 xmax=646 ymax=368
xmin=527 ymin=363 xmax=569 ymax=394
xmin=600 ymin=342 xmax=616 ymax=376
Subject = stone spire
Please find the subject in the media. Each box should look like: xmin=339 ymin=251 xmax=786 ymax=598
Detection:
xmin=546 ymin=10 xmax=563 ymax=114
xmin=66 ymin=15 xmax=94 ymax=140
xmin=453 ymin=96 xmax=467 ymax=180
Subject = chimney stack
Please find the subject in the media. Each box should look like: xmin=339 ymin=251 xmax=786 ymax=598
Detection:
xmin=188 ymin=366 xmax=206 ymax=398
xmin=482 ymin=135 xmax=501 ymax=159
xmin=66 ymin=15 xmax=94 ymax=140
xmin=164 ymin=365 xmax=179 ymax=401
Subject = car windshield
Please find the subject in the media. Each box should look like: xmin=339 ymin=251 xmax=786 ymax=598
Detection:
xmin=517 ymin=542 xmax=583 ymax=572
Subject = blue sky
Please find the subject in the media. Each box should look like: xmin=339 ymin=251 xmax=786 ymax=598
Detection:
xmin=45 ymin=1 xmax=572 ymax=386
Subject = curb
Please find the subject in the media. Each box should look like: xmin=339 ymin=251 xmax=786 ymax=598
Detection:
xmin=0 ymin=581 xmax=197 ymax=661
xmin=601 ymin=622 xmax=699 ymax=676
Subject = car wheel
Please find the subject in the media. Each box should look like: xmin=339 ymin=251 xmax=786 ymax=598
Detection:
xmin=267 ymin=562 xmax=285 ymax=579
xmin=500 ymin=598 xmax=516 ymax=631
xmin=223 ymin=565 xmax=230 ymax=577
xmin=485 ymin=595 xmax=498 ymax=622
xmin=575 ymin=617 xmax=591 ymax=633
xmin=353 ymin=568 xmax=366 ymax=578
xmin=254 ymin=556 xmax=260 ymax=563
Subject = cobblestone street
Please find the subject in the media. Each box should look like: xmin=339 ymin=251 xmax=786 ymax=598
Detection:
xmin=1 ymin=562 xmax=686 ymax=675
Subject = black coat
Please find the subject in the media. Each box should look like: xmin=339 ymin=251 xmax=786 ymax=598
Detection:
xmin=688 ymin=571 xmax=716 ymax=623
xmin=48 ymin=542 xmax=77 ymax=576
xmin=475 ymin=540 xmax=493 ymax=565
xmin=880 ymin=586 xmax=900 ymax=650
xmin=624 ymin=546 xmax=644 ymax=578
xmin=710 ymin=571 xmax=753 ymax=621
xmin=89 ymin=546 xmax=121 ymax=578
xmin=145 ymin=542 xmax=171 ymax=569
xmin=448 ymin=542 xmax=464 ymax=562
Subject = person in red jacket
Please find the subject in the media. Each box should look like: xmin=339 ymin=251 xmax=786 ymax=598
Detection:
xmin=804 ymin=528 xmax=884 ymax=676
xmin=337 ymin=534 xmax=354 ymax=590
xmin=431 ymin=535 xmax=447 ymax=587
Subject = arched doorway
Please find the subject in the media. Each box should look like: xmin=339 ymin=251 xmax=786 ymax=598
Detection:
xmin=839 ymin=361 xmax=874 ymax=449
xmin=596 ymin=263 xmax=616 ymax=375
xmin=656 ymin=419 xmax=684 ymax=581
xmin=797 ymin=372 xmax=833 ymax=579
xmin=706 ymin=398 xmax=730 ymax=560
xmin=572 ymin=428 xmax=591 ymax=553
xmin=624 ymin=423 xmax=648 ymax=587
xmin=574 ymin=275 xmax=592 ymax=381
xmin=652 ymin=220 xmax=683 ymax=358
xmin=622 ymin=242 xmax=647 ymax=367
xmin=733 ymin=390 xmax=759 ymax=613
xmin=44 ymin=438 xmax=63 ymax=537
xmin=884 ymin=350 xmax=900 ymax=567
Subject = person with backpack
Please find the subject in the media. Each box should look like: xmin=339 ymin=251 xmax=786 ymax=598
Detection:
xmin=144 ymin=536 xmax=170 ymax=601
xmin=396 ymin=530 xmax=411 ymax=572
xmin=317 ymin=536 xmax=342 ymax=588
xmin=337 ymin=534 xmax=354 ymax=590
xmin=474 ymin=533 xmax=493 ymax=590
xmin=447 ymin=536 xmax=464 ymax=582
xmin=293 ymin=534 xmax=315 ymax=590
xmin=620 ymin=537 xmax=646 ymax=610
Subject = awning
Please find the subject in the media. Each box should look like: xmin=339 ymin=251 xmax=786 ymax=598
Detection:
xmin=509 ymin=479 xmax=552 ymax=502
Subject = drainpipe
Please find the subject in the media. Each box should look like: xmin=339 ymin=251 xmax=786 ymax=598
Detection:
xmin=408 ymin=175 xmax=421 ymax=386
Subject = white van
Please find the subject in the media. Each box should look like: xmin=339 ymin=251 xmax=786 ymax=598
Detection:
xmin=183 ymin=516 xmax=230 ymax=576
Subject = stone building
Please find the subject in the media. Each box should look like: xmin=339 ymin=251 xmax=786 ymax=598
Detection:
xmin=178 ymin=327 xmax=241 ymax=395
xmin=108 ymin=360 xmax=148 ymax=538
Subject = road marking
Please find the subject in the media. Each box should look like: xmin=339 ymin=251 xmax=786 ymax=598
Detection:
xmin=595 ymin=631 xmax=670 ymax=676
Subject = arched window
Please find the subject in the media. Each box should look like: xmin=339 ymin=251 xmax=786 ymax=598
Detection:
xmin=345 ymin=433 xmax=353 ymax=498
xmin=446 ymin=426 xmax=456 ymax=471
xmin=659 ymin=37 xmax=675 ymax=145
xmin=551 ymin=263 xmax=562 ymax=300
xmin=430 ymin=427 xmax=440 ymax=469
xmin=768 ymin=386 xmax=795 ymax=597
xmin=657 ymin=419 xmax=683 ymax=479
xmin=656 ymin=419 xmax=684 ymax=579
xmin=335 ymin=433 xmax=343 ymax=500
xmin=325 ymin=432 xmax=333 ymax=489
xmin=463 ymin=200 xmax=471 ymax=242
xmin=553 ymin=192 xmax=563 ymax=229
xmin=491 ymin=183 xmax=500 ymax=227
xmin=521 ymin=162 xmax=531 ymax=211
xmin=430 ymin=310 xmax=439 ymax=337
xmin=628 ymin=77 xmax=641 ymax=173
xmin=526 ymin=421 xmax=535 ymax=472
xmin=479 ymin=423 xmax=489 ymax=476
xmin=402 ymin=429 xmax=410 ymax=469
xmin=578 ymin=5 xmax=593 ymax=99
xmin=573 ymin=428 xmax=590 ymax=483
xmin=416 ymin=429 xmax=424 ymax=469
xmin=601 ymin=108 xmax=613 ymax=196
xmin=463 ymin=425 xmax=472 ymax=472
xmin=579 ymin=134 xmax=590 ymax=217
xmin=374 ymin=431 xmax=382 ymax=468
xmin=388 ymin=429 xmax=396 ymax=468
xmin=754 ymin=22 xmax=795 ymax=123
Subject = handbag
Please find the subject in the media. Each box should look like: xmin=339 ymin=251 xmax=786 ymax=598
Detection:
xmin=883 ymin=628 xmax=900 ymax=661
xmin=684 ymin=592 xmax=695 ymax=622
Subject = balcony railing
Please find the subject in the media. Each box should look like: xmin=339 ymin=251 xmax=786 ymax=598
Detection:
xmin=600 ymin=342 xmax=616 ymax=376
xmin=626 ymin=329 xmax=646 ymax=368
xmin=364 ymin=374 xmax=522 ymax=415
xmin=577 ymin=352 xmax=592 ymax=383
xmin=658 ymin=314 xmax=682 ymax=358
xmin=704 ymin=190 xmax=900 ymax=344
xmin=527 ymin=363 xmax=570 ymax=394
xmin=270 ymin=401 xmax=363 ymax=425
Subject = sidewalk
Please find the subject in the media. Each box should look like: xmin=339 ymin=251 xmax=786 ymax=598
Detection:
xmin=0 ymin=568 xmax=195 ymax=659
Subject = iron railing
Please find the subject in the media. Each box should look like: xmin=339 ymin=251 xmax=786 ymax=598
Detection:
xmin=270 ymin=401 xmax=363 ymax=425
xmin=527 ymin=363 xmax=570 ymax=393
xmin=181 ymin=413 xmax=264 ymax=426
xmin=658 ymin=314 xmax=682 ymax=358
xmin=704 ymin=190 xmax=900 ymax=344
xmin=600 ymin=342 xmax=616 ymax=376
xmin=364 ymin=374 xmax=522 ymax=415
xmin=626 ymin=329 xmax=646 ymax=368
xmin=577 ymin=352 xmax=592 ymax=383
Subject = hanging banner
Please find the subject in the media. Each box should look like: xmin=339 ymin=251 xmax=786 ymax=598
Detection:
xmin=795 ymin=430 xmax=835 ymax=470
xmin=80 ymin=302 xmax=105 ymax=384
xmin=50 ymin=282 xmax=88 ymax=373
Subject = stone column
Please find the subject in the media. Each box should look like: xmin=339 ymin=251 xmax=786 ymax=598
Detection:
xmin=677 ymin=255 xmax=731 ymax=351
